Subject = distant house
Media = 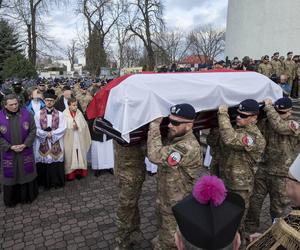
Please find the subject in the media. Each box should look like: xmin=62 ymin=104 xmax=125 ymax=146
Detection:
xmin=180 ymin=55 xmax=213 ymax=68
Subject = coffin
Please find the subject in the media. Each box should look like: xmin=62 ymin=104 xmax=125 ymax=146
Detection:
xmin=86 ymin=70 xmax=283 ymax=146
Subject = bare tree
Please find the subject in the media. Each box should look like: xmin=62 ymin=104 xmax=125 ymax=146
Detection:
xmin=122 ymin=38 xmax=144 ymax=67
xmin=66 ymin=39 xmax=79 ymax=71
xmin=188 ymin=25 xmax=225 ymax=64
xmin=0 ymin=0 xmax=9 ymax=9
xmin=112 ymin=2 xmax=131 ymax=70
xmin=1 ymin=0 xmax=68 ymax=66
xmin=77 ymin=0 xmax=125 ymax=75
xmin=156 ymin=30 xmax=191 ymax=64
xmin=128 ymin=0 xmax=165 ymax=70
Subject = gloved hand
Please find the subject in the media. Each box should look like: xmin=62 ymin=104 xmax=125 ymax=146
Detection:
xmin=218 ymin=105 xmax=228 ymax=113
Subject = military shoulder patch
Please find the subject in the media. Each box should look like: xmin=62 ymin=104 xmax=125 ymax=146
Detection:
xmin=242 ymin=135 xmax=254 ymax=146
xmin=290 ymin=120 xmax=299 ymax=130
xmin=167 ymin=151 xmax=181 ymax=167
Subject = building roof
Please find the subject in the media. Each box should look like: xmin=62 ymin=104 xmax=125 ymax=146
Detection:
xmin=180 ymin=55 xmax=212 ymax=65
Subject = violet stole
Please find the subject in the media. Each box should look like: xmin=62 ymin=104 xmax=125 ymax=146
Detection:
xmin=0 ymin=108 xmax=34 ymax=178
xmin=38 ymin=108 xmax=62 ymax=159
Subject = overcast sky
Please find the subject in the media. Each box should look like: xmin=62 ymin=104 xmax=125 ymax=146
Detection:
xmin=46 ymin=0 xmax=228 ymax=58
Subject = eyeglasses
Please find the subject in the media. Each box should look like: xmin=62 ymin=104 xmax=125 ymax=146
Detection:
xmin=276 ymin=110 xmax=289 ymax=114
xmin=237 ymin=113 xmax=255 ymax=119
xmin=169 ymin=119 xmax=192 ymax=126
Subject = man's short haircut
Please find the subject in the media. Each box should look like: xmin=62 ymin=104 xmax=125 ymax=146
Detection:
xmin=30 ymin=87 xmax=41 ymax=95
xmin=3 ymin=94 xmax=18 ymax=105
xmin=67 ymin=96 xmax=77 ymax=106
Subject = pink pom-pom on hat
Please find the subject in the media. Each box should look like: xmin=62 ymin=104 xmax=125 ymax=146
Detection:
xmin=192 ymin=175 xmax=227 ymax=206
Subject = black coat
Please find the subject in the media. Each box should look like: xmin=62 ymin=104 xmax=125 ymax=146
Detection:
xmin=54 ymin=96 xmax=83 ymax=113
xmin=88 ymin=119 xmax=112 ymax=142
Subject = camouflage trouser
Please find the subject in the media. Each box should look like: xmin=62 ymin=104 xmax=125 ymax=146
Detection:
xmin=245 ymin=168 xmax=290 ymax=233
xmin=226 ymin=188 xmax=252 ymax=250
xmin=232 ymin=189 xmax=250 ymax=225
xmin=287 ymin=77 xmax=294 ymax=87
xmin=153 ymin=204 xmax=177 ymax=250
xmin=114 ymin=141 xmax=146 ymax=249
xmin=209 ymin=158 xmax=220 ymax=177
xmin=154 ymin=168 xmax=189 ymax=250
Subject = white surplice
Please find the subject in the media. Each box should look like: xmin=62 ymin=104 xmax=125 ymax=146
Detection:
xmin=34 ymin=109 xmax=66 ymax=163
xmin=91 ymin=134 xmax=114 ymax=170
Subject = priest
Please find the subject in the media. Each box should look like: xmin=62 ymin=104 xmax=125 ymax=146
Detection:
xmin=34 ymin=89 xmax=66 ymax=189
xmin=63 ymin=97 xmax=91 ymax=181
xmin=0 ymin=94 xmax=38 ymax=207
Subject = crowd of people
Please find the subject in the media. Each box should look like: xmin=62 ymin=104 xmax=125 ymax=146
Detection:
xmin=111 ymin=96 xmax=300 ymax=250
xmin=227 ymin=51 xmax=300 ymax=99
xmin=0 ymin=78 xmax=119 ymax=207
xmin=0 ymin=62 xmax=300 ymax=250
xmin=159 ymin=51 xmax=300 ymax=99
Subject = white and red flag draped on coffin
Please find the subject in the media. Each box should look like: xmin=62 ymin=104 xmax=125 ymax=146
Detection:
xmin=86 ymin=69 xmax=283 ymax=143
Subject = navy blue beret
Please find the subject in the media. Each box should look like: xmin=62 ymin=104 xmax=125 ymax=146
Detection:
xmin=275 ymin=97 xmax=292 ymax=110
xmin=238 ymin=99 xmax=259 ymax=113
xmin=170 ymin=103 xmax=196 ymax=120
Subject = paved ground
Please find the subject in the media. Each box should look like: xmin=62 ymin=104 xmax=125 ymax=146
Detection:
xmin=0 ymin=169 xmax=271 ymax=250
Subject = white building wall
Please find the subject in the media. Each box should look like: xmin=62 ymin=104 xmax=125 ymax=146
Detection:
xmin=55 ymin=60 xmax=71 ymax=72
xmin=225 ymin=0 xmax=300 ymax=60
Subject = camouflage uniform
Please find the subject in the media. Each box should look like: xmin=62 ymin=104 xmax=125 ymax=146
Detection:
xmin=76 ymin=92 xmax=93 ymax=113
xmin=284 ymin=59 xmax=296 ymax=86
xmin=206 ymin=127 xmax=221 ymax=176
xmin=73 ymin=83 xmax=81 ymax=96
xmin=271 ymin=59 xmax=284 ymax=78
xmin=296 ymin=63 xmax=300 ymax=97
xmin=114 ymin=141 xmax=146 ymax=250
xmin=147 ymin=120 xmax=204 ymax=250
xmin=258 ymin=62 xmax=273 ymax=78
xmin=245 ymin=105 xmax=300 ymax=232
xmin=54 ymin=86 xmax=62 ymax=98
xmin=218 ymin=110 xmax=266 ymax=238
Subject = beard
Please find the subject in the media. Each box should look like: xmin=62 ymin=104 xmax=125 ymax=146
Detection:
xmin=168 ymin=128 xmax=187 ymax=140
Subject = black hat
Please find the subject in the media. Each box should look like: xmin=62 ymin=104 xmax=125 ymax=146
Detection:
xmin=12 ymin=79 xmax=22 ymax=85
xmin=238 ymin=99 xmax=259 ymax=114
xmin=273 ymin=52 xmax=279 ymax=56
xmin=172 ymin=176 xmax=245 ymax=250
xmin=62 ymin=86 xmax=71 ymax=91
xmin=43 ymin=89 xmax=57 ymax=99
xmin=275 ymin=97 xmax=292 ymax=110
xmin=170 ymin=103 xmax=196 ymax=120
xmin=216 ymin=60 xmax=225 ymax=65
xmin=287 ymin=51 xmax=293 ymax=55
xmin=263 ymin=55 xmax=269 ymax=60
